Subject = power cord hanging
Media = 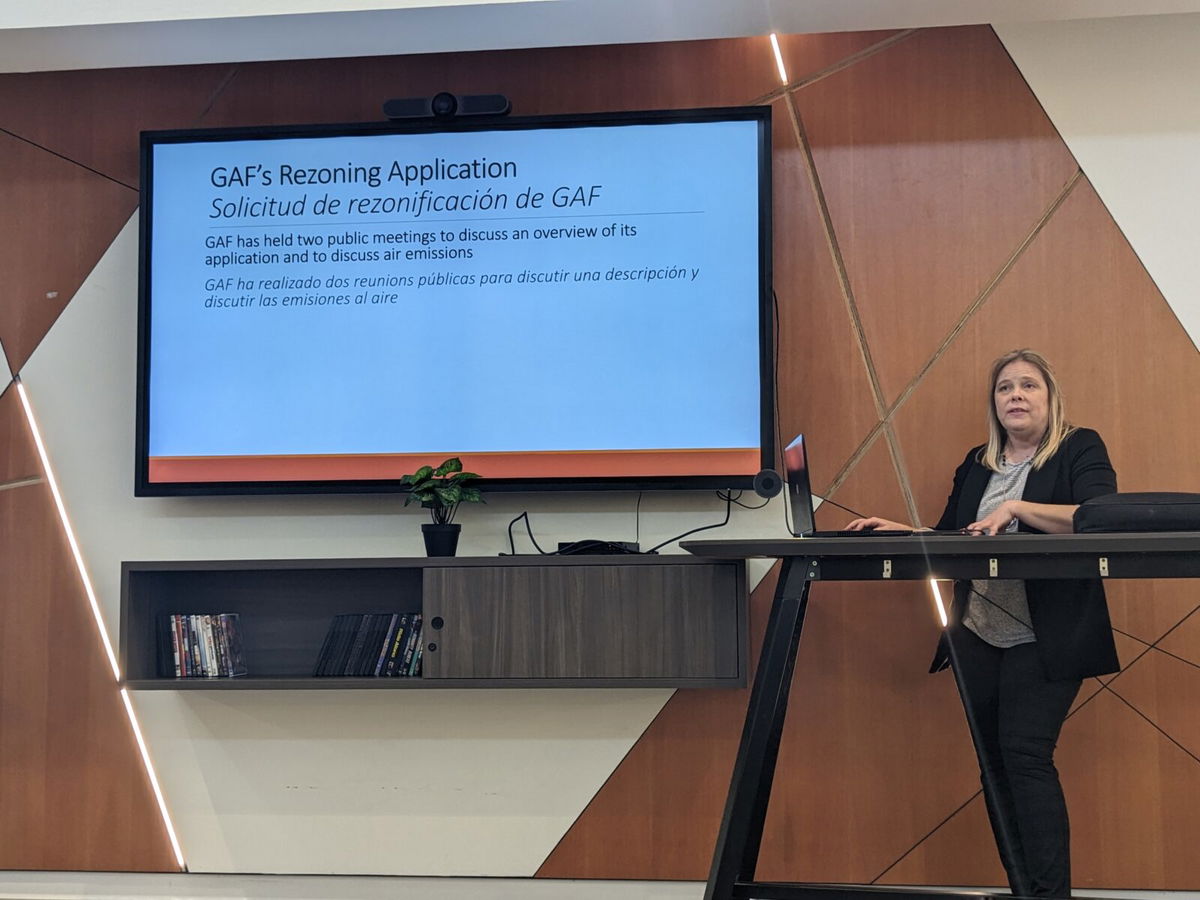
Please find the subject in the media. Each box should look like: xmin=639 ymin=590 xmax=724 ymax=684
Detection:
xmin=506 ymin=511 xmax=551 ymax=556
xmin=645 ymin=490 xmax=735 ymax=554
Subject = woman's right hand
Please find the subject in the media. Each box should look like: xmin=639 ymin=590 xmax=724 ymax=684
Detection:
xmin=843 ymin=516 xmax=911 ymax=532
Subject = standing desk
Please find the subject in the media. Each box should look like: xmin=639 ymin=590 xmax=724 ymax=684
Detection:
xmin=681 ymin=532 xmax=1200 ymax=900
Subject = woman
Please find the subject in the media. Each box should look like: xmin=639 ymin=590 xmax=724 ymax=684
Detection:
xmin=848 ymin=348 xmax=1119 ymax=898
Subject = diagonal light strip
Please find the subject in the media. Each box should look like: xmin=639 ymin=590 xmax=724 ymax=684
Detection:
xmin=769 ymin=33 xmax=788 ymax=84
xmin=16 ymin=378 xmax=120 ymax=679
xmin=15 ymin=377 xmax=186 ymax=869
xmin=928 ymin=579 xmax=949 ymax=627
xmin=122 ymin=688 xmax=187 ymax=868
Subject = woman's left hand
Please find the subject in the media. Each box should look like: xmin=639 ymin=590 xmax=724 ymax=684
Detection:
xmin=967 ymin=501 xmax=1017 ymax=535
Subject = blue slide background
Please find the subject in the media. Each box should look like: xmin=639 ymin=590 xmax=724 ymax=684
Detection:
xmin=148 ymin=119 xmax=763 ymax=457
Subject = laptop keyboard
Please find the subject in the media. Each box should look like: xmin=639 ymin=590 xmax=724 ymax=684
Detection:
xmin=806 ymin=529 xmax=916 ymax=538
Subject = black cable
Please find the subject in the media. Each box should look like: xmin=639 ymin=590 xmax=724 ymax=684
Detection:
xmin=509 ymin=488 xmax=762 ymax=558
xmin=506 ymin=511 xmax=552 ymax=556
xmin=771 ymin=288 xmax=781 ymax=469
xmin=635 ymin=491 xmax=643 ymax=546
xmin=645 ymin=491 xmax=734 ymax=554
xmin=719 ymin=488 xmax=771 ymax=510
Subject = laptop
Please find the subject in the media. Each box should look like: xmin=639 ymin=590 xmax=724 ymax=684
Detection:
xmin=783 ymin=434 xmax=914 ymax=538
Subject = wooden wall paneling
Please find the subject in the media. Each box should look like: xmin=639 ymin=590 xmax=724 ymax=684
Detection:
xmin=878 ymin=653 xmax=1200 ymax=890
xmin=962 ymin=178 xmax=1200 ymax=491
xmin=0 ymin=132 xmax=137 ymax=373
xmin=200 ymin=33 xmax=924 ymax=132
xmin=793 ymin=25 xmax=1079 ymax=406
xmin=890 ymin=164 xmax=1200 ymax=888
xmin=535 ymin=564 xmax=780 ymax=879
xmin=538 ymin=32 xmax=932 ymax=880
xmin=876 ymin=793 xmax=1006 ymax=888
xmin=1059 ymin=690 xmax=1200 ymax=889
xmin=0 ymin=481 xmax=177 ymax=871
xmin=199 ymin=37 xmax=785 ymax=129
xmin=1106 ymin=579 xmax=1200 ymax=655
xmin=0 ymin=384 xmax=40 ymax=484
xmin=773 ymin=92 xmax=881 ymax=490
xmin=895 ymin=173 xmax=1200 ymax=696
xmin=0 ymin=64 xmax=238 ymax=187
xmin=1157 ymin=611 xmax=1200 ymax=666
xmin=1069 ymin=632 xmax=1146 ymax=718
xmin=773 ymin=31 xmax=911 ymax=90
xmin=892 ymin=175 xmax=1200 ymax=526
xmin=1106 ymin=647 xmax=1200 ymax=759
xmin=1103 ymin=631 xmax=1153 ymax=686
xmin=811 ymin=428 xmax=911 ymax=529
xmin=753 ymin=580 xmax=975 ymax=883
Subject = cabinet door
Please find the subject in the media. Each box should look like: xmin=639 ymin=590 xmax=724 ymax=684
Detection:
xmin=422 ymin=564 xmax=741 ymax=680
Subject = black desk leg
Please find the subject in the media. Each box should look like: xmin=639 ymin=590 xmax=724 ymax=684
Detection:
xmin=704 ymin=557 xmax=815 ymax=900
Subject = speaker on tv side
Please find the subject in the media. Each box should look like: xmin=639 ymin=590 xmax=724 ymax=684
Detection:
xmin=753 ymin=468 xmax=783 ymax=498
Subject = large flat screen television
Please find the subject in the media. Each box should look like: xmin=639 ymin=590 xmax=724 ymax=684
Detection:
xmin=136 ymin=105 xmax=773 ymax=495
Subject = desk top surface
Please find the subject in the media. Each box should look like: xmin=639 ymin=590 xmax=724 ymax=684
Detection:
xmin=682 ymin=531 xmax=1200 ymax=560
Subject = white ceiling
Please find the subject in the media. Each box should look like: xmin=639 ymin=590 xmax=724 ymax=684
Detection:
xmin=4 ymin=0 xmax=1200 ymax=73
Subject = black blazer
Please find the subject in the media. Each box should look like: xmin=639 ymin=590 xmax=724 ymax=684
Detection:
xmin=931 ymin=427 xmax=1120 ymax=680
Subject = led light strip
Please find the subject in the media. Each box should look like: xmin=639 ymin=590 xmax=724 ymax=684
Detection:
xmin=928 ymin=578 xmax=949 ymax=627
xmin=122 ymin=687 xmax=186 ymax=868
xmin=16 ymin=380 xmax=119 ymax=679
xmin=769 ymin=32 xmax=789 ymax=85
xmin=15 ymin=377 xmax=186 ymax=869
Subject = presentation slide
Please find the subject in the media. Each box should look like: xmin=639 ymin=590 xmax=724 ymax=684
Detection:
xmin=145 ymin=116 xmax=765 ymax=482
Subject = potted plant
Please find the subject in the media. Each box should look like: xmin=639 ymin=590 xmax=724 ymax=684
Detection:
xmin=400 ymin=457 xmax=484 ymax=557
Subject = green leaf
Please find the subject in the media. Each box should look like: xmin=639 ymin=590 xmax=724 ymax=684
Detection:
xmin=460 ymin=487 xmax=484 ymax=504
xmin=403 ymin=465 xmax=434 ymax=485
xmin=433 ymin=457 xmax=463 ymax=477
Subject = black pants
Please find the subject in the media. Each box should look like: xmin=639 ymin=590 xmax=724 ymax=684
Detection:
xmin=949 ymin=626 xmax=1082 ymax=898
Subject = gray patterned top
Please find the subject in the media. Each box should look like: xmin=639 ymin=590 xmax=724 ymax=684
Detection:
xmin=962 ymin=456 xmax=1036 ymax=648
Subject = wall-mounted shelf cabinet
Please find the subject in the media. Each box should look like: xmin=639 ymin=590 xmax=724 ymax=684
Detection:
xmin=120 ymin=555 xmax=747 ymax=689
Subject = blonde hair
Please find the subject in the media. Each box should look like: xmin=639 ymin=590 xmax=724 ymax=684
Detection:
xmin=979 ymin=348 xmax=1075 ymax=472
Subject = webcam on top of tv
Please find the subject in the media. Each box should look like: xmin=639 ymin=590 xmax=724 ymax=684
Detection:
xmin=383 ymin=92 xmax=511 ymax=121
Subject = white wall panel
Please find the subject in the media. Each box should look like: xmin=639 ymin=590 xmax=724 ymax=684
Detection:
xmin=19 ymin=215 xmax=782 ymax=874
xmin=1 ymin=336 xmax=10 ymax=387
xmin=997 ymin=13 xmax=1200 ymax=351
xmin=132 ymin=688 xmax=672 ymax=874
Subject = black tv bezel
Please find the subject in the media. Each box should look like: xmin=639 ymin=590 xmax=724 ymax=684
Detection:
xmin=135 ymin=105 xmax=774 ymax=496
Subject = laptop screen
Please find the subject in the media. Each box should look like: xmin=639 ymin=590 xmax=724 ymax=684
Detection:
xmin=783 ymin=434 xmax=816 ymax=537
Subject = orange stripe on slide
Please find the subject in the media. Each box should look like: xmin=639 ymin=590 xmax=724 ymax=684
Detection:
xmin=148 ymin=448 xmax=760 ymax=483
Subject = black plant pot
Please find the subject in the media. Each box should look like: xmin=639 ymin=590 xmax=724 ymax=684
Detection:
xmin=421 ymin=523 xmax=461 ymax=557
